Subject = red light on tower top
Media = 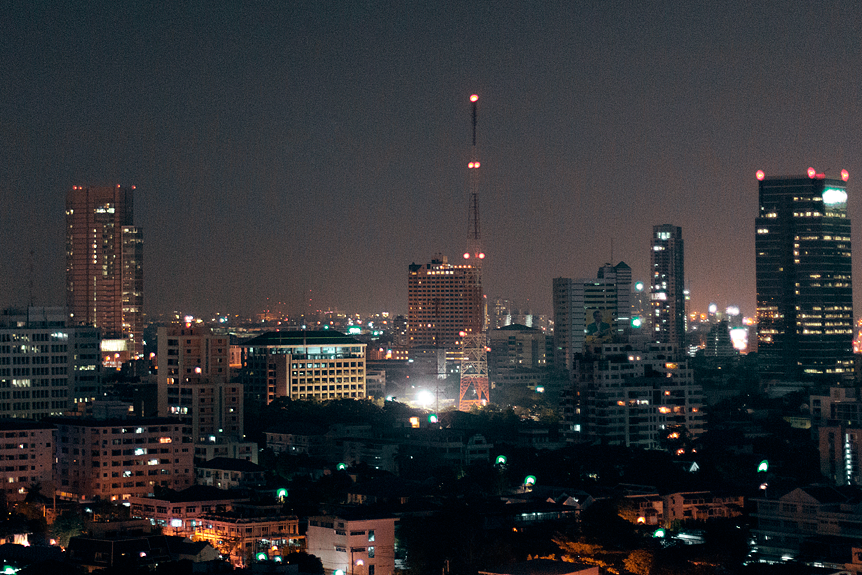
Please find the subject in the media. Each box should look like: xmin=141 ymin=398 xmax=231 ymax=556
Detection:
xmin=756 ymin=170 xmax=765 ymax=181
xmin=463 ymin=252 xmax=470 ymax=259
xmin=470 ymin=94 xmax=478 ymax=102
xmin=478 ymin=253 xmax=485 ymax=259
xmin=842 ymin=169 xmax=850 ymax=182
xmin=807 ymin=167 xmax=816 ymax=179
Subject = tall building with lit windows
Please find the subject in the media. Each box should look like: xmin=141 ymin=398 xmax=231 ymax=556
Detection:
xmin=650 ymin=225 xmax=685 ymax=349
xmin=407 ymin=255 xmax=483 ymax=349
xmin=755 ymin=170 xmax=854 ymax=380
xmin=66 ymin=186 xmax=143 ymax=362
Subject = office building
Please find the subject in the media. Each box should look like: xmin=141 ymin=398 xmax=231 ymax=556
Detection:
xmin=49 ymin=416 xmax=193 ymax=502
xmin=157 ymin=325 xmax=242 ymax=443
xmin=650 ymin=225 xmax=685 ymax=348
xmin=65 ymin=185 xmax=143 ymax=362
xmin=755 ymin=171 xmax=854 ymax=380
xmin=553 ymin=262 xmax=632 ymax=373
xmin=407 ymin=256 xmax=483 ymax=350
xmin=241 ymin=330 xmax=366 ymax=405
xmin=0 ymin=306 xmax=100 ymax=414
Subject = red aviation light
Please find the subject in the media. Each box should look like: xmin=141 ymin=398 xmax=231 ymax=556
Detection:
xmin=470 ymin=94 xmax=478 ymax=102
xmin=842 ymin=169 xmax=850 ymax=182
xmin=807 ymin=167 xmax=816 ymax=179
xmin=478 ymin=253 xmax=485 ymax=259
xmin=463 ymin=252 xmax=470 ymax=259
xmin=756 ymin=170 xmax=765 ymax=181
xmin=468 ymin=162 xmax=480 ymax=169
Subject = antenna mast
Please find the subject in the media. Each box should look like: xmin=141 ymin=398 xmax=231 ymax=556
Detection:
xmin=459 ymin=93 xmax=489 ymax=411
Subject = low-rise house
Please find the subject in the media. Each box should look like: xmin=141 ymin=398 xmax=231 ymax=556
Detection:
xmin=192 ymin=513 xmax=303 ymax=568
xmin=129 ymin=485 xmax=248 ymax=529
xmin=307 ymin=512 xmax=396 ymax=575
xmin=196 ymin=457 xmax=266 ymax=489
xmin=663 ymin=491 xmax=744 ymax=526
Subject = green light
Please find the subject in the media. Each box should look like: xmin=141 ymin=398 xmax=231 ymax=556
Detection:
xmin=524 ymin=475 xmax=536 ymax=486
xmin=323 ymin=325 xmax=329 ymax=330
xmin=256 ymin=552 xmax=268 ymax=561
xmin=631 ymin=317 xmax=642 ymax=328
xmin=496 ymin=455 xmax=507 ymax=465
xmin=635 ymin=281 xmax=645 ymax=292
xmin=337 ymin=463 xmax=347 ymax=471
xmin=277 ymin=488 xmax=287 ymax=499
xmin=653 ymin=528 xmax=665 ymax=538
xmin=758 ymin=460 xmax=769 ymax=473
xmin=428 ymin=414 xmax=438 ymax=423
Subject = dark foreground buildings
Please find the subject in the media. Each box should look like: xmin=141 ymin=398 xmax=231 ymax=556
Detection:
xmin=755 ymin=170 xmax=854 ymax=381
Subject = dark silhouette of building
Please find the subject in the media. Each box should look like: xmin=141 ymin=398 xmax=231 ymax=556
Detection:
xmin=650 ymin=225 xmax=685 ymax=349
xmin=755 ymin=171 xmax=853 ymax=380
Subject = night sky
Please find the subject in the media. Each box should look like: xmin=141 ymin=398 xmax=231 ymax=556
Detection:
xmin=3 ymin=1 xmax=862 ymax=320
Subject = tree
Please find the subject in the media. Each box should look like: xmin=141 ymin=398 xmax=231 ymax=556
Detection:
xmin=624 ymin=550 xmax=654 ymax=575
xmin=50 ymin=511 xmax=84 ymax=547
xmin=283 ymin=551 xmax=324 ymax=575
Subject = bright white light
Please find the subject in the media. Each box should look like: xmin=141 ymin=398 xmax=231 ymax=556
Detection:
xmin=823 ymin=188 xmax=847 ymax=205
xmin=416 ymin=389 xmax=434 ymax=407
xmin=708 ymin=303 xmax=717 ymax=314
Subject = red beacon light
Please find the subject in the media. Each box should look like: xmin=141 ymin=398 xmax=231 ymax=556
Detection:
xmin=842 ymin=169 xmax=850 ymax=182
xmin=807 ymin=167 xmax=816 ymax=179
xmin=463 ymin=252 xmax=470 ymax=259
xmin=478 ymin=253 xmax=485 ymax=259
xmin=470 ymin=94 xmax=478 ymax=102
xmin=756 ymin=170 xmax=765 ymax=181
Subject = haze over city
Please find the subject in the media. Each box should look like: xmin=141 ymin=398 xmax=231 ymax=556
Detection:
xmin=3 ymin=1 xmax=862 ymax=318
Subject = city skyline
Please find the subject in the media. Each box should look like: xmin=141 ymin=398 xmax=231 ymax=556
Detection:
xmin=3 ymin=2 xmax=862 ymax=319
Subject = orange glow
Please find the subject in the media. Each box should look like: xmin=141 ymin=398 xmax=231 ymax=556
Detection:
xmin=470 ymin=94 xmax=478 ymax=102
xmin=637 ymin=517 xmax=646 ymax=524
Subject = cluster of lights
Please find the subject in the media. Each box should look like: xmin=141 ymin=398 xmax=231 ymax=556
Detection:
xmin=463 ymin=252 xmax=485 ymax=259
xmin=756 ymin=168 xmax=849 ymax=182
xmin=468 ymin=161 xmax=481 ymax=169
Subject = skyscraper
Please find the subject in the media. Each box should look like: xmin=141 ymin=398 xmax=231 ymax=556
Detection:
xmin=66 ymin=186 xmax=143 ymax=361
xmin=407 ymin=255 xmax=483 ymax=350
xmin=755 ymin=170 xmax=854 ymax=380
xmin=650 ymin=224 xmax=685 ymax=349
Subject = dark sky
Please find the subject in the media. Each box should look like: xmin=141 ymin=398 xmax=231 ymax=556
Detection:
xmin=3 ymin=1 xmax=862 ymax=319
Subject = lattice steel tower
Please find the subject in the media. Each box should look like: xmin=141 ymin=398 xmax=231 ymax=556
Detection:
xmin=458 ymin=94 xmax=490 ymax=410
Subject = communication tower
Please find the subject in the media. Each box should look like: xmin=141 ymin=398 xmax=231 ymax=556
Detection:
xmin=459 ymin=94 xmax=490 ymax=411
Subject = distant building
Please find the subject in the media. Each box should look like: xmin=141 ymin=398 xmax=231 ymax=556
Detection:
xmin=650 ymin=225 xmax=685 ymax=348
xmin=49 ymin=416 xmax=193 ymax=502
xmin=156 ymin=325 xmax=242 ymax=442
xmin=407 ymin=256 xmax=482 ymax=350
xmin=241 ymin=330 xmax=366 ymax=405
xmin=0 ymin=306 xmax=101 ymax=412
xmin=553 ymin=262 xmax=632 ymax=373
xmin=307 ymin=512 xmax=396 ymax=575
xmin=755 ymin=173 xmax=854 ymax=380
xmin=193 ymin=512 xmax=302 ymax=568
xmin=65 ymin=185 xmax=143 ymax=362
xmin=129 ymin=485 xmax=248 ymax=529
xmin=195 ymin=457 xmax=265 ymax=489
xmin=820 ymin=425 xmax=862 ymax=486
xmin=704 ymin=320 xmax=737 ymax=358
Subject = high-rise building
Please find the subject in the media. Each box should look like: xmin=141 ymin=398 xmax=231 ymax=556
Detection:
xmin=157 ymin=325 xmax=242 ymax=443
xmin=66 ymin=185 xmax=143 ymax=361
xmin=650 ymin=225 xmax=685 ymax=348
xmin=407 ymin=256 xmax=482 ymax=349
xmin=553 ymin=262 xmax=632 ymax=373
xmin=755 ymin=170 xmax=854 ymax=380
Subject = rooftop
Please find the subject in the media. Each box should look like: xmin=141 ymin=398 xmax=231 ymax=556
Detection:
xmin=241 ymin=330 xmax=363 ymax=348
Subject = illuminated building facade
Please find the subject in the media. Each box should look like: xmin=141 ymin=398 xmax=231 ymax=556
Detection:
xmin=49 ymin=416 xmax=193 ymax=502
xmin=407 ymin=256 xmax=482 ymax=349
xmin=650 ymin=225 xmax=685 ymax=349
xmin=307 ymin=513 xmax=396 ymax=575
xmin=241 ymin=331 xmax=366 ymax=405
xmin=157 ymin=325 xmax=242 ymax=443
xmin=755 ymin=172 xmax=854 ymax=380
xmin=65 ymin=186 xmax=143 ymax=361
xmin=0 ymin=306 xmax=100 ymax=413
